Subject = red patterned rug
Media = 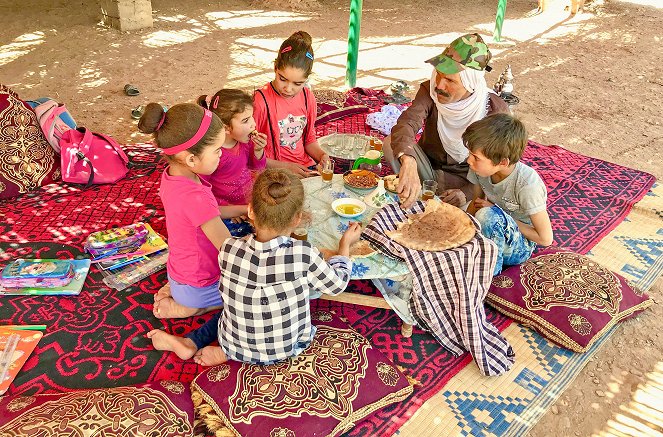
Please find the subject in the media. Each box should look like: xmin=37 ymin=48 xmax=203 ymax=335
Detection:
xmin=0 ymin=114 xmax=654 ymax=436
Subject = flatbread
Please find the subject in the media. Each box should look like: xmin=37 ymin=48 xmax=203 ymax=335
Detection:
xmin=318 ymin=240 xmax=377 ymax=260
xmin=386 ymin=199 xmax=476 ymax=251
xmin=349 ymin=240 xmax=377 ymax=258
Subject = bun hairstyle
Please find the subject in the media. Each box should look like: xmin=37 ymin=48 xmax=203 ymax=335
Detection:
xmin=275 ymin=31 xmax=314 ymax=78
xmin=196 ymin=89 xmax=253 ymax=126
xmin=251 ymin=168 xmax=305 ymax=231
xmin=138 ymin=102 xmax=223 ymax=156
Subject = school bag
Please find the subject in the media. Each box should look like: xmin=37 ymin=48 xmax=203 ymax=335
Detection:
xmin=60 ymin=127 xmax=129 ymax=186
xmin=30 ymin=98 xmax=77 ymax=153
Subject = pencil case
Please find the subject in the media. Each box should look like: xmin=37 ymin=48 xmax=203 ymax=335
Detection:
xmin=0 ymin=259 xmax=75 ymax=288
xmin=85 ymin=223 xmax=149 ymax=252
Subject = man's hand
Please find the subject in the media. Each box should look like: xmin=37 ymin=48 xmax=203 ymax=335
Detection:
xmin=440 ymin=189 xmax=467 ymax=207
xmin=251 ymin=132 xmax=267 ymax=158
xmin=397 ymin=155 xmax=421 ymax=209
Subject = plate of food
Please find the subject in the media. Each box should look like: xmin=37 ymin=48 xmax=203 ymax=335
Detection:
xmin=343 ymin=169 xmax=378 ymax=192
xmin=383 ymin=174 xmax=400 ymax=194
xmin=387 ymin=199 xmax=477 ymax=251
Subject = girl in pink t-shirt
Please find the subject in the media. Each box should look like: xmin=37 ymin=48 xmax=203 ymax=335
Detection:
xmin=253 ymin=31 xmax=330 ymax=178
xmin=197 ymin=89 xmax=267 ymax=237
xmin=138 ymin=103 xmax=231 ymax=319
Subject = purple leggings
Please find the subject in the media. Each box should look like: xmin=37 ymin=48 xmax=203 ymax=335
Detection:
xmin=168 ymin=274 xmax=222 ymax=308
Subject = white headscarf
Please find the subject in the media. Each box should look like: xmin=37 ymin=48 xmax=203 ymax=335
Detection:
xmin=429 ymin=68 xmax=491 ymax=163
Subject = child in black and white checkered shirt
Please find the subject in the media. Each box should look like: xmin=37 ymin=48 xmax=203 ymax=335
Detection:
xmin=147 ymin=168 xmax=362 ymax=366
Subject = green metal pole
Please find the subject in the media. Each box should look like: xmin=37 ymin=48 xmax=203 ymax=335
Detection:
xmin=345 ymin=0 xmax=363 ymax=88
xmin=493 ymin=0 xmax=507 ymax=42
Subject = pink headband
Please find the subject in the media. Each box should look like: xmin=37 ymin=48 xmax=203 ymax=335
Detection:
xmin=162 ymin=109 xmax=214 ymax=156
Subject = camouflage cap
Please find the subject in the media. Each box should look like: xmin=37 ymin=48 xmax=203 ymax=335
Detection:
xmin=426 ymin=33 xmax=492 ymax=74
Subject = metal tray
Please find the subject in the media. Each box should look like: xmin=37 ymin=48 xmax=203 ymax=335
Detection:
xmin=318 ymin=133 xmax=372 ymax=160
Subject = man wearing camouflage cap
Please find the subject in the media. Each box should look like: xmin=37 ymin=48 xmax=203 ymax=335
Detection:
xmin=383 ymin=33 xmax=508 ymax=208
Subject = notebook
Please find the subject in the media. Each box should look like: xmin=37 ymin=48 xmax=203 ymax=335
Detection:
xmin=0 ymin=327 xmax=43 ymax=395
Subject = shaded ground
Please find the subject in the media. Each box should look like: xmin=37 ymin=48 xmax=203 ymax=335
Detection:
xmin=1 ymin=0 xmax=661 ymax=435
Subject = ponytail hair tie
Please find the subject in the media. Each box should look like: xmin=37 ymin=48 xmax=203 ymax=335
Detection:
xmin=281 ymin=46 xmax=292 ymax=54
xmin=156 ymin=112 xmax=166 ymax=131
xmin=305 ymin=52 xmax=314 ymax=60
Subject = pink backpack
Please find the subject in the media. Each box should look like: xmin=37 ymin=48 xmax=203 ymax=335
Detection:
xmin=33 ymin=99 xmax=76 ymax=153
xmin=60 ymin=127 xmax=129 ymax=186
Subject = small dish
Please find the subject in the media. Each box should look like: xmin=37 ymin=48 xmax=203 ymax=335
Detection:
xmin=331 ymin=198 xmax=366 ymax=218
xmin=383 ymin=174 xmax=400 ymax=194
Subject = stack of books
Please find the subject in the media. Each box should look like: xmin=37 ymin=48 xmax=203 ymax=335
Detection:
xmin=86 ymin=223 xmax=167 ymax=271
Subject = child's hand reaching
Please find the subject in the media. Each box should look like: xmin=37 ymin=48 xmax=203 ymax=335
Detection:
xmin=338 ymin=222 xmax=362 ymax=257
xmin=473 ymin=197 xmax=494 ymax=209
xmin=251 ymin=131 xmax=267 ymax=158
xmin=230 ymin=214 xmax=249 ymax=224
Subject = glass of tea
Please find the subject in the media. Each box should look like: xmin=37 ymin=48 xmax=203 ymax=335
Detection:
xmin=369 ymin=130 xmax=383 ymax=152
xmin=291 ymin=228 xmax=308 ymax=241
xmin=422 ymin=180 xmax=437 ymax=201
xmin=321 ymin=158 xmax=335 ymax=187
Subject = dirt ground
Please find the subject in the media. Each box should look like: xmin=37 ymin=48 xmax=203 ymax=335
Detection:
xmin=1 ymin=0 xmax=661 ymax=435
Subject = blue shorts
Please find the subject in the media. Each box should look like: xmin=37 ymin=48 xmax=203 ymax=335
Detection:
xmin=168 ymin=274 xmax=222 ymax=308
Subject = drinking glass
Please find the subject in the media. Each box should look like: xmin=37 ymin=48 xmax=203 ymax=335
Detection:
xmin=422 ymin=180 xmax=437 ymax=201
xmin=321 ymin=158 xmax=335 ymax=189
xmin=369 ymin=129 xmax=383 ymax=152
xmin=326 ymin=126 xmax=337 ymax=156
xmin=290 ymin=228 xmax=308 ymax=241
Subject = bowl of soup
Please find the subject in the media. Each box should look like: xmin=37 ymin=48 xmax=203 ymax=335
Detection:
xmin=331 ymin=198 xmax=367 ymax=219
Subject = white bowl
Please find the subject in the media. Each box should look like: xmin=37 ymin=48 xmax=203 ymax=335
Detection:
xmin=331 ymin=198 xmax=366 ymax=218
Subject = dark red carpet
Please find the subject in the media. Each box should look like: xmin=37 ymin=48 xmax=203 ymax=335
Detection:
xmin=0 ymin=114 xmax=654 ymax=436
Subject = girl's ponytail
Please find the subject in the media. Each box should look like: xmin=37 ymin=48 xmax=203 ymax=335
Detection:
xmin=138 ymin=103 xmax=223 ymax=157
xmin=275 ymin=31 xmax=314 ymax=77
xmin=197 ymin=89 xmax=252 ymax=126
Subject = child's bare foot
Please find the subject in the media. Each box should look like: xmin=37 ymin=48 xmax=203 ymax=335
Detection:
xmin=146 ymin=329 xmax=197 ymax=360
xmin=153 ymin=296 xmax=199 ymax=319
xmin=154 ymin=283 xmax=171 ymax=304
xmin=193 ymin=346 xmax=228 ymax=366
xmin=153 ymin=298 xmax=222 ymax=319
